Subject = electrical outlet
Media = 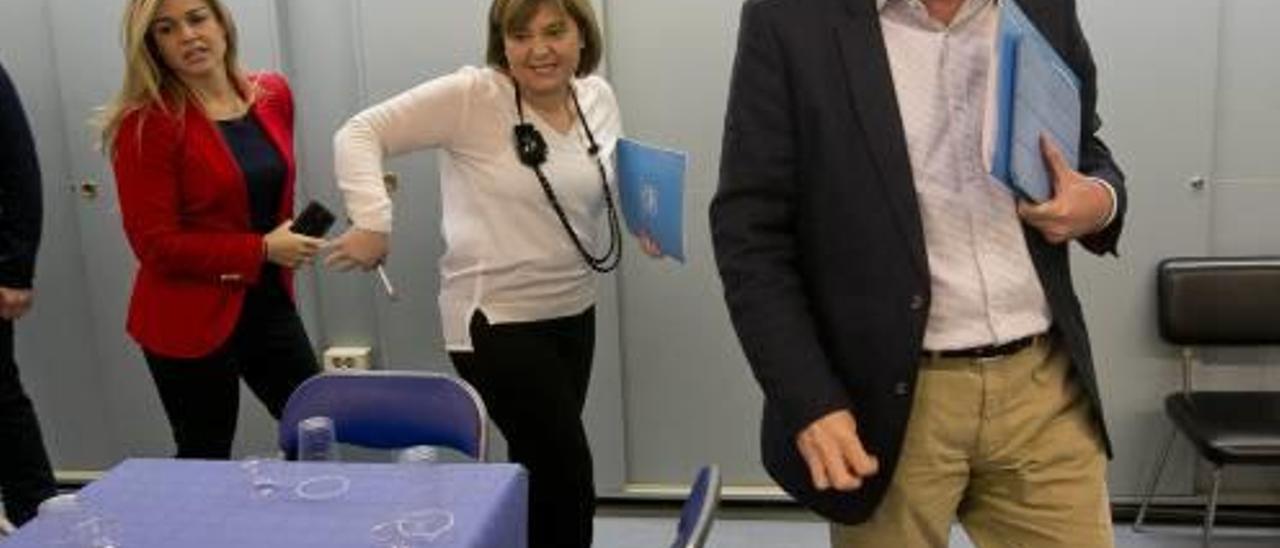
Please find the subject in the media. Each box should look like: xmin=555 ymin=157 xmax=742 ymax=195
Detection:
xmin=322 ymin=346 xmax=373 ymax=370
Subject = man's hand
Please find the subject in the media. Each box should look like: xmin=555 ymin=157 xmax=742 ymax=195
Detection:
xmin=1018 ymin=135 xmax=1113 ymax=244
xmin=324 ymin=227 xmax=389 ymax=272
xmin=796 ymin=409 xmax=880 ymax=491
xmin=0 ymin=287 xmax=33 ymax=321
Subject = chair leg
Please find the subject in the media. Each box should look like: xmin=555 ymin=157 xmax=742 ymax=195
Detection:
xmin=1134 ymin=426 xmax=1178 ymax=533
xmin=1202 ymin=466 xmax=1222 ymax=548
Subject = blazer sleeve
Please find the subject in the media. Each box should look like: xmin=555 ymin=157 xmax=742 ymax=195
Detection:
xmin=113 ymin=109 xmax=265 ymax=283
xmin=710 ymin=0 xmax=853 ymax=432
xmin=0 ymin=63 xmax=43 ymax=289
xmin=1066 ymin=0 xmax=1127 ymax=256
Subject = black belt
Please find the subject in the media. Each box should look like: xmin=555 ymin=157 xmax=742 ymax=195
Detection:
xmin=925 ymin=333 xmax=1045 ymax=360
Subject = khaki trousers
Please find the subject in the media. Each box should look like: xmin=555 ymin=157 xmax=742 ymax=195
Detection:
xmin=832 ymin=337 xmax=1113 ymax=548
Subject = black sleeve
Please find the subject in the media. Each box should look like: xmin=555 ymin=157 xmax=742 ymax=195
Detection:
xmin=0 ymin=62 xmax=43 ymax=288
xmin=1065 ymin=1 xmax=1127 ymax=256
xmin=710 ymin=0 xmax=852 ymax=431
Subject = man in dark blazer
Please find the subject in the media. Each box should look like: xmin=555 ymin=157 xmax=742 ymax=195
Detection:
xmin=711 ymin=0 xmax=1125 ymax=545
xmin=0 ymin=60 xmax=58 ymax=529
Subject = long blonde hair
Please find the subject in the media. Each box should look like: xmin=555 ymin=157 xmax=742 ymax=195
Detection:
xmin=96 ymin=0 xmax=252 ymax=152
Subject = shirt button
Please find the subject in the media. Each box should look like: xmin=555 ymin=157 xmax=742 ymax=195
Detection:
xmin=894 ymin=382 xmax=910 ymax=397
xmin=910 ymin=294 xmax=926 ymax=311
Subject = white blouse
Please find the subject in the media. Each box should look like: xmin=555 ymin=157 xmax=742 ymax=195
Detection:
xmin=334 ymin=66 xmax=622 ymax=351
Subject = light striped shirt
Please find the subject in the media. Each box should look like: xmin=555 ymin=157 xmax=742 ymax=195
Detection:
xmin=879 ymin=0 xmax=1052 ymax=350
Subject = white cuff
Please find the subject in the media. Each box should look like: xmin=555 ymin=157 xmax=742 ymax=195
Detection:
xmin=1088 ymin=177 xmax=1118 ymax=230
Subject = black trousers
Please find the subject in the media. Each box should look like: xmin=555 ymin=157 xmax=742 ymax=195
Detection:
xmin=0 ymin=319 xmax=57 ymax=526
xmin=450 ymin=308 xmax=596 ymax=548
xmin=144 ymin=283 xmax=319 ymax=459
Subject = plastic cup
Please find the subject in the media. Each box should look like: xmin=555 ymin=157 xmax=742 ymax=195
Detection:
xmin=297 ymin=416 xmax=338 ymax=462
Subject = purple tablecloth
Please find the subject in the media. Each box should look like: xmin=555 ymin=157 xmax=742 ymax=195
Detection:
xmin=5 ymin=458 xmax=527 ymax=547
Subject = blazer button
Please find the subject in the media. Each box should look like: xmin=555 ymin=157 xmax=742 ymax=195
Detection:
xmin=894 ymin=382 xmax=910 ymax=397
xmin=909 ymin=294 xmax=926 ymax=311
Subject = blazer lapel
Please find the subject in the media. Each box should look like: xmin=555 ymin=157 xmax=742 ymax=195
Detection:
xmin=188 ymin=104 xmax=252 ymax=228
xmin=835 ymin=0 xmax=928 ymax=280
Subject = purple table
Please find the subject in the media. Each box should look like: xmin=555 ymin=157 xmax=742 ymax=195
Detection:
xmin=5 ymin=458 xmax=527 ymax=547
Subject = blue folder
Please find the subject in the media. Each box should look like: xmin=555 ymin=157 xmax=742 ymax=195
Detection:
xmin=616 ymin=138 xmax=686 ymax=262
xmin=990 ymin=0 xmax=1081 ymax=203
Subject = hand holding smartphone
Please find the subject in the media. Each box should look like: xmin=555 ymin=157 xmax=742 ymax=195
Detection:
xmin=295 ymin=200 xmax=397 ymax=300
xmin=291 ymin=201 xmax=337 ymax=238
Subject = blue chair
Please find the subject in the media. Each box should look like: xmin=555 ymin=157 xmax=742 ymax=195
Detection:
xmin=672 ymin=465 xmax=721 ymax=548
xmin=279 ymin=370 xmax=488 ymax=461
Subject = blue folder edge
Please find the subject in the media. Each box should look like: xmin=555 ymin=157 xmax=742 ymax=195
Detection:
xmin=991 ymin=33 xmax=1020 ymax=187
xmin=616 ymin=138 xmax=686 ymax=263
xmin=990 ymin=0 xmax=1081 ymax=203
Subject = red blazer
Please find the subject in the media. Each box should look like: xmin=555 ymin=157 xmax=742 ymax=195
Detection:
xmin=113 ymin=72 xmax=297 ymax=359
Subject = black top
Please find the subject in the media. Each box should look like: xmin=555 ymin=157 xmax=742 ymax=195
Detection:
xmin=218 ymin=113 xmax=287 ymax=291
xmin=0 ymin=62 xmax=43 ymax=289
xmin=218 ymin=114 xmax=285 ymax=234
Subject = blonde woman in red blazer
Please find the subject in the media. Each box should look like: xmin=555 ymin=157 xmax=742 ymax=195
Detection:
xmin=99 ymin=0 xmax=322 ymax=459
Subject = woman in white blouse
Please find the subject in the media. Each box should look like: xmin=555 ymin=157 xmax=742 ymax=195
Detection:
xmin=328 ymin=1 xmax=632 ymax=546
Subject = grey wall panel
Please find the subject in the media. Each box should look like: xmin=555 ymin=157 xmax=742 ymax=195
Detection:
xmin=1212 ymin=180 xmax=1280 ymax=256
xmin=0 ymin=0 xmax=114 ymax=471
xmin=1074 ymin=0 xmax=1221 ymax=497
xmin=604 ymin=1 xmax=766 ymax=486
xmin=1213 ymin=0 xmax=1280 ymax=180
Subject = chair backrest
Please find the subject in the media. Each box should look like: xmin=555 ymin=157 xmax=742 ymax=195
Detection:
xmin=279 ymin=370 xmax=488 ymax=460
xmin=1158 ymin=257 xmax=1280 ymax=346
xmin=671 ymin=465 xmax=721 ymax=548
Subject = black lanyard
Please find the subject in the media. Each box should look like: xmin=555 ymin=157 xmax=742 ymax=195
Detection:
xmin=512 ymin=82 xmax=621 ymax=273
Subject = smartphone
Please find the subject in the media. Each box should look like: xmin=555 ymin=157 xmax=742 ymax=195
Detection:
xmin=291 ymin=201 xmax=336 ymax=238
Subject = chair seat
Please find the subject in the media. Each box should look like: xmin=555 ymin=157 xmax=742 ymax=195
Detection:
xmin=1165 ymin=391 xmax=1280 ymax=465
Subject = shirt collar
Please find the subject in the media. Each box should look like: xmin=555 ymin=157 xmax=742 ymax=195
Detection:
xmin=877 ymin=0 xmax=998 ymax=14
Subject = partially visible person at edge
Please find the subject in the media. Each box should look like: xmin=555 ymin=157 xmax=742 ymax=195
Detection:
xmin=99 ymin=0 xmax=322 ymax=459
xmin=328 ymin=0 xmax=652 ymax=545
xmin=711 ymin=0 xmax=1127 ymax=546
xmin=0 ymin=59 xmax=59 ymax=530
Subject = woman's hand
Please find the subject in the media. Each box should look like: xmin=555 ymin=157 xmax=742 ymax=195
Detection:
xmin=325 ymin=227 xmax=389 ymax=272
xmin=263 ymin=220 xmax=326 ymax=269
xmin=638 ymin=231 xmax=663 ymax=259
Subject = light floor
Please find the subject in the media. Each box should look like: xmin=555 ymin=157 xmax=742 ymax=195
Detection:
xmin=594 ymin=508 xmax=1280 ymax=548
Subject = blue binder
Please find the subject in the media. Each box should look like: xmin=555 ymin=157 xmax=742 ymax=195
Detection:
xmin=990 ymin=0 xmax=1081 ymax=202
xmin=616 ymin=138 xmax=687 ymax=262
